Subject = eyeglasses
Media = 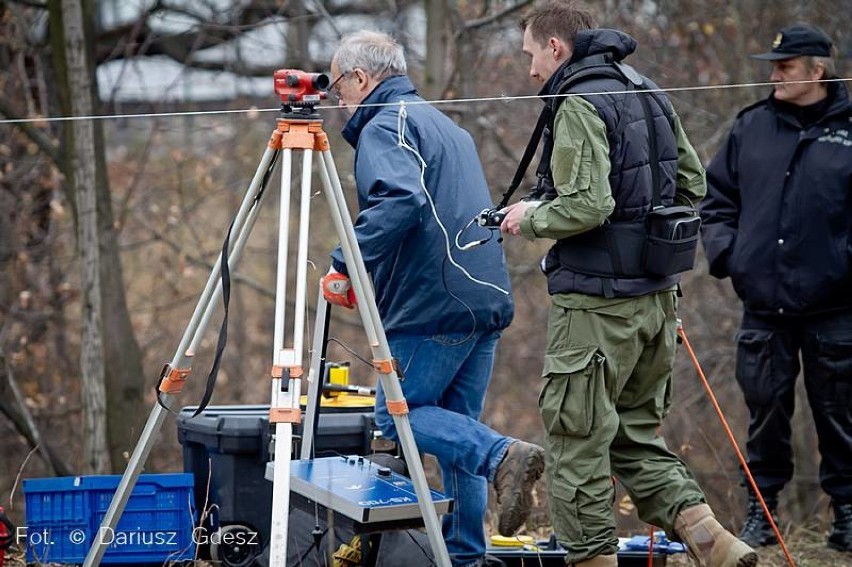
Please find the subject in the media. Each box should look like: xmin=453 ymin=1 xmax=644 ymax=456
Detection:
xmin=328 ymin=71 xmax=351 ymax=100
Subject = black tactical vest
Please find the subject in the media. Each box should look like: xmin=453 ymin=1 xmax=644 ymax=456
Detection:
xmin=537 ymin=57 xmax=681 ymax=298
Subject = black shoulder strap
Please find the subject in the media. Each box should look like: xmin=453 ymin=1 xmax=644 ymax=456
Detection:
xmin=497 ymin=53 xmax=615 ymax=208
xmin=647 ymin=90 xmax=676 ymax=134
xmin=638 ymin=93 xmax=663 ymax=209
xmin=556 ymin=54 xmax=618 ymax=92
xmin=616 ymin=60 xmax=676 ymax=209
xmin=536 ymin=54 xmax=624 ymax=180
xmin=497 ymin=105 xmax=550 ymax=208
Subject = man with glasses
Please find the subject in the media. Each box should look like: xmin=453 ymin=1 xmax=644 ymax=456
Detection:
xmin=320 ymin=31 xmax=545 ymax=567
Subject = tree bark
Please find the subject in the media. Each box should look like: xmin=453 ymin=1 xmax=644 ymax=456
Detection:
xmin=424 ymin=0 xmax=448 ymax=100
xmin=48 ymin=0 xmax=148 ymax=473
xmin=61 ymin=0 xmax=109 ymax=474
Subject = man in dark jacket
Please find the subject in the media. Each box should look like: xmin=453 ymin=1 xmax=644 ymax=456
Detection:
xmin=701 ymin=22 xmax=852 ymax=553
xmin=322 ymin=31 xmax=544 ymax=567
xmin=501 ymin=2 xmax=756 ymax=566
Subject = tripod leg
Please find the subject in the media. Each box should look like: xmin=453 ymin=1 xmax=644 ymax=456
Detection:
xmin=316 ymin=149 xmax=452 ymax=567
xmin=268 ymin=148 xmax=316 ymax=567
xmin=82 ymin=145 xmax=281 ymax=567
xmin=300 ymin=287 xmax=330 ymax=460
xmin=273 ymin=148 xmax=292 ymax=357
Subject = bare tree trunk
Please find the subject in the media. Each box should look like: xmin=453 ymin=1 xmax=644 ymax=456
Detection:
xmin=61 ymin=0 xmax=109 ymax=475
xmin=424 ymin=0 xmax=448 ymax=100
xmin=285 ymin=0 xmax=310 ymax=68
xmin=48 ymin=0 xmax=147 ymax=473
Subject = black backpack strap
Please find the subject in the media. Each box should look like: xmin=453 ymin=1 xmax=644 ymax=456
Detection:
xmin=499 ymin=53 xmax=615 ymax=207
xmin=638 ymin=93 xmax=663 ymax=208
xmin=622 ymin=61 xmax=675 ymax=210
xmin=618 ymin=60 xmax=676 ymax=145
xmin=647 ymin=90 xmax=676 ymax=134
xmin=498 ymin=105 xmax=551 ymax=208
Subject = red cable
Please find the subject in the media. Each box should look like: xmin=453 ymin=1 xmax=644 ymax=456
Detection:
xmin=677 ymin=321 xmax=796 ymax=567
xmin=647 ymin=525 xmax=655 ymax=567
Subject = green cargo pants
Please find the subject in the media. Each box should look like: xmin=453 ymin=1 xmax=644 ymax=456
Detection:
xmin=539 ymin=289 xmax=705 ymax=563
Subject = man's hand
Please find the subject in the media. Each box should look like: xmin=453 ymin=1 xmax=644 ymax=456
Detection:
xmin=321 ymin=270 xmax=357 ymax=309
xmin=500 ymin=201 xmax=539 ymax=236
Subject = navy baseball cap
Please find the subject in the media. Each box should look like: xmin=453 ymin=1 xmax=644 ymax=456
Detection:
xmin=751 ymin=23 xmax=833 ymax=60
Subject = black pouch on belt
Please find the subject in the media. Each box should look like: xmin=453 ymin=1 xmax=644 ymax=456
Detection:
xmin=642 ymin=205 xmax=701 ymax=276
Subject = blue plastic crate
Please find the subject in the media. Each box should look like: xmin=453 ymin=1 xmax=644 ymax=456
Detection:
xmin=23 ymin=473 xmax=196 ymax=564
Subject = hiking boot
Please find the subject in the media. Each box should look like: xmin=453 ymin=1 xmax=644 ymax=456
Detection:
xmin=739 ymin=492 xmax=779 ymax=547
xmin=674 ymin=503 xmax=758 ymax=567
xmin=828 ymin=501 xmax=852 ymax=552
xmin=573 ymin=554 xmax=618 ymax=566
xmin=493 ymin=441 xmax=545 ymax=536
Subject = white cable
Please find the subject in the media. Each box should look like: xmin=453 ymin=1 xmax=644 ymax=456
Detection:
xmin=395 ymin=101 xmax=509 ymax=296
xmin=3 ymin=77 xmax=849 ymax=126
xmin=454 ymin=218 xmax=491 ymax=251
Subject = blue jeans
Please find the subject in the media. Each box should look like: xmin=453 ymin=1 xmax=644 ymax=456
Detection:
xmin=375 ymin=330 xmax=513 ymax=566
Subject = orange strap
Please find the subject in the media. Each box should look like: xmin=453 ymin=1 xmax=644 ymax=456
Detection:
xmin=385 ymin=399 xmax=408 ymax=416
xmin=269 ymin=407 xmax=302 ymax=424
xmin=158 ymin=364 xmax=191 ymax=394
xmin=372 ymin=358 xmax=400 ymax=375
xmin=271 ymin=365 xmax=303 ymax=379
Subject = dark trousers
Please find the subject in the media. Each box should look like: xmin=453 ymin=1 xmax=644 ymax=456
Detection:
xmin=735 ymin=308 xmax=852 ymax=502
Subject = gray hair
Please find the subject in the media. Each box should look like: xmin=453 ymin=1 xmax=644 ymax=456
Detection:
xmin=334 ymin=31 xmax=407 ymax=81
xmin=808 ymin=55 xmax=837 ymax=80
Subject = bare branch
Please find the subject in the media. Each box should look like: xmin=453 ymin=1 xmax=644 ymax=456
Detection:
xmin=132 ymin=213 xmax=275 ymax=299
xmin=0 ymin=99 xmax=61 ymax=165
xmin=0 ymin=338 xmax=72 ymax=477
xmin=9 ymin=446 xmax=39 ymax=510
xmin=7 ymin=0 xmax=48 ymax=9
xmin=461 ymin=0 xmax=533 ymax=32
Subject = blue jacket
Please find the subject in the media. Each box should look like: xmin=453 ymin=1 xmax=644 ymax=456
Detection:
xmin=330 ymin=76 xmax=514 ymax=335
xmin=701 ymin=82 xmax=852 ymax=316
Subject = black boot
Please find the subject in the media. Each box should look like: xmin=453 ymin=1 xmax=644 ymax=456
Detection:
xmin=828 ymin=501 xmax=852 ymax=552
xmin=738 ymin=492 xmax=779 ymax=547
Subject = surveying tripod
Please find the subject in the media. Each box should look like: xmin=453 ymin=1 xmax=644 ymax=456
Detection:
xmin=83 ymin=101 xmax=452 ymax=567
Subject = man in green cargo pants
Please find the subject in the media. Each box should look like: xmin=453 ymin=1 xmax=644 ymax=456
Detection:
xmin=500 ymin=2 xmax=758 ymax=567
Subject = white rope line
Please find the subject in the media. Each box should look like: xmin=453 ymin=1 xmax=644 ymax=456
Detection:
xmin=1 ymin=77 xmax=849 ymax=126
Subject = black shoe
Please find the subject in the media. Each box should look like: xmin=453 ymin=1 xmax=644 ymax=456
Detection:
xmin=828 ymin=502 xmax=852 ymax=552
xmin=738 ymin=492 xmax=779 ymax=547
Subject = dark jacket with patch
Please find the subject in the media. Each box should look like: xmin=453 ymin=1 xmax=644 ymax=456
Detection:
xmin=700 ymin=82 xmax=852 ymax=316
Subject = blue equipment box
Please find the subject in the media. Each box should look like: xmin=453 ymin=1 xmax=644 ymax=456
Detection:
xmin=285 ymin=456 xmax=452 ymax=528
xmin=23 ymin=473 xmax=196 ymax=564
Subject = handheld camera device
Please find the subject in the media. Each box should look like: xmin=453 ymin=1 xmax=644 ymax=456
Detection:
xmin=273 ymin=70 xmax=330 ymax=107
xmin=476 ymin=207 xmax=506 ymax=228
xmin=457 ymin=206 xmax=505 ymax=250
